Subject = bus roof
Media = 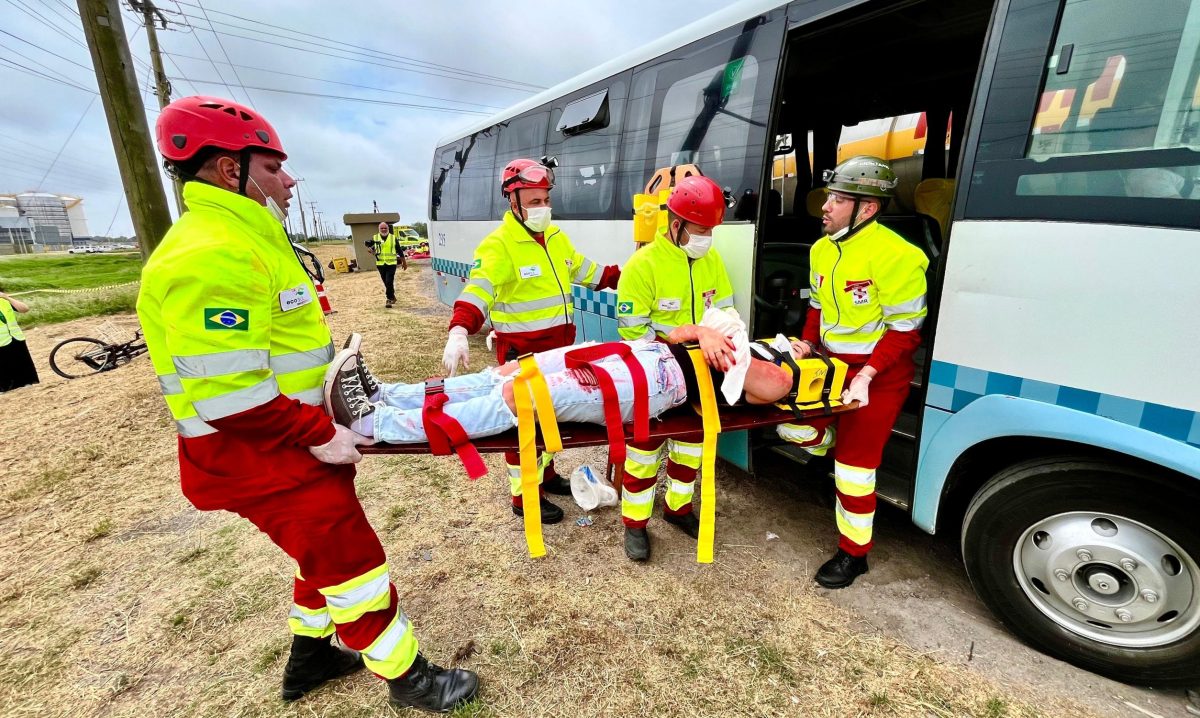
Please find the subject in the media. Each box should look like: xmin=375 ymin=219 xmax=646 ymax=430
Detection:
xmin=435 ymin=0 xmax=789 ymax=147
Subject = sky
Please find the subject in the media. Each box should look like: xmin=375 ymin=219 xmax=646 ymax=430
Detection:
xmin=0 ymin=0 xmax=733 ymax=238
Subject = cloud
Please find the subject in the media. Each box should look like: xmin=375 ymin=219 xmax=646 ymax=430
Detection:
xmin=0 ymin=0 xmax=733 ymax=237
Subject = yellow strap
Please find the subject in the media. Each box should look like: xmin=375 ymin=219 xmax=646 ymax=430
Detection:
xmin=512 ymin=373 xmax=545 ymax=559
xmin=687 ymin=348 xmax=722 ymax=564
xmin=519 ymin=355 xmax=562 ymax=453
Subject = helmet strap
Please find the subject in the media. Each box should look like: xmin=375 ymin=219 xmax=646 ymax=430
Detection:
xmin=834 ymin=196 xmax=877 ymax=242
xmin=237 ymin=149 xmax=252 ymax=197
xmin=511 ymin=189 xmax=537 ymax=236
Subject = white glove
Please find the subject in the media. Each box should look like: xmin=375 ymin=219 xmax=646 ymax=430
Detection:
xmin=308 ymin=424 xmax=372 ymax=464
xmin=842 ymin=373 xmax=872 ymax=408
xmin=485 ymin=330 xmax=497 ymax=352
xmin=442 ymin=326 xmax=469 ymax=376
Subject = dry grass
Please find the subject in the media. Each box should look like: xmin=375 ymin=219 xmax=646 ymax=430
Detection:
xmin=0 ymin=247 xmax=1094 ymax=717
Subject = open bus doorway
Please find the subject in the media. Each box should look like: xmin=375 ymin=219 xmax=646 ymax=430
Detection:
xmin=752 ymin=0 xmax=996 ymax=506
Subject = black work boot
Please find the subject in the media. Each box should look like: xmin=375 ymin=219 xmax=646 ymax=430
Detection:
xmin=512 ymin=497 xmax=564 ymax=525
xmin=814 ymin=549 xmax=869 ymax=589
xmin=541 ymin=473 xmax=573 ymax=496
xmin=388 ymin=653 xmax=479 ymax=712
xmin=624 ymin=527 xmax=650 ymax=561
xmin=664 ymin=511 xmax=700 ymax=538
xmin=280 ymin=635 xmax=364 ymax=702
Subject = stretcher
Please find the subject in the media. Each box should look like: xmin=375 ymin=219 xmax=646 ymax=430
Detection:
xmin=360 ymin=343 xmax=855 ymax=563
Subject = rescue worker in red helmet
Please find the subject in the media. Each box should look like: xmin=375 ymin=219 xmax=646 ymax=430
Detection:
xmin=616 ymin=174 xmax=740 ymax=561
xmin=137 ymin=96 xmax=478 ymax=712
xmin=779 ymin=155 xmax=929 ymax=588
xmin=444 ymin=157 xmax=621 ymax=524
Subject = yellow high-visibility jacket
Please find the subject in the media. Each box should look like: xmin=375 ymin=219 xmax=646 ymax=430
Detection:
xmin=0 ymin=298 xmax=26 ymax=346
xmin=808 ymin=220 xmax=928 ymax=357
xmin=137 ymin=181 xmax=335 ymax=439
xmin=616 ymin=228 xmax=734 ymax=341
xmin=458 ymin=211 xmax=603 ymax=335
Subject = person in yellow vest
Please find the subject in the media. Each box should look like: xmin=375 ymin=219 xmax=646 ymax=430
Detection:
xmin=442 ymin=157 xmax=621 ymax=525
xmin=778 ymin=155 xmax=928 ymax=588
xmin=137 ymin=95 xmax=477 ymax=712
xmin=0 ymin=289 xmax=38 ymax=392
xmin=616 ymin=175 xmax=738 ymax=561
xmin=368 ymin=222 xmax=407 ymax=308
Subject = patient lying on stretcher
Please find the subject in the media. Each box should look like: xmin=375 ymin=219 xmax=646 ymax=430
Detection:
xmin=323 ymin=319 xmax=805 ymax=445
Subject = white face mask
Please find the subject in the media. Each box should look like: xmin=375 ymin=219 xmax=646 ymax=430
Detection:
xmin=248 ymin=175 xmax=287 ymax=223
xmin=680 ymin=228 xmax=712 ymax=259
xmin=522 ymin=206 xmax=552 ymax=233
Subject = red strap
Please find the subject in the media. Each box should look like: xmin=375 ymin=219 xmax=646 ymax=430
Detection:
xmin=421 ymin=379 xmax=487 ymax=480
xmin=564 ymin=343 xmax=651 ymax=476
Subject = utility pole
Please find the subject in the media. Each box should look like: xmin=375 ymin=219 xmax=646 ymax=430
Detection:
xmin=131 ymin=0 xmax=184 ymax=216
xmin=293 ymin=178 xmax=309 ymax=238
xmin=308 ymin=202 xmax=320 ymax=239
xmin=78 ymin=0 xmax=171 ymax=260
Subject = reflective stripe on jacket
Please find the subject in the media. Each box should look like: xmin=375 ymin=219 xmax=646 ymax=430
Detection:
xmin=137 ymin=181 xmax=334 ymax=439
xmin=372 ymin=233 xmax=398 ymax=266
xmin=0 ymin=298 xmax=25 ymax=347
xmin=616 ymin=228 xmax=734 ymax=341
xmin=459 ymin=211 xmax=602 ymax=335
xmin=808 ymin=220 xmax=928 ymax=355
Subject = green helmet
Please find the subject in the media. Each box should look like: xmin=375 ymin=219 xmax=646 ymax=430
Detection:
xmin=822 ymin=155 xmax=898 ymax=198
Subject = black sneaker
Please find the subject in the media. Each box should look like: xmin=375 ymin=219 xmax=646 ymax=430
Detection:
xmin=323 ymin=349 xmax=375 ymax=428
xmin=342 ymin=333 xmax=380 ymax=400
xmin=814 ymin=549 xmax=869 ymax=589
xmin=280 ymin=635 xmax=364 ymax=702
xmin=664 ymin=511 xmax=700 ymax=539
xmin=624 ymin=527 xmax=650 ymax=561
xmin=512 ymin=497 xmax=564 ymax=525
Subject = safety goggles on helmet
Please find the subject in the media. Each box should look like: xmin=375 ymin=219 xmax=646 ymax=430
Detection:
xmin=502 ymin=164 xmax=555 ymax=192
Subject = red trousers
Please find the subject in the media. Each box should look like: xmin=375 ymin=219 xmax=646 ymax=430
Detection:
xmin=230 ymin=472 xmax=404 ymax=664
xmin=792 ymin=361 xmax=913 ymax=556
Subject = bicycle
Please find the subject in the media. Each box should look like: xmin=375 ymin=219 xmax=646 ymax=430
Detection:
xmin=50 ymin=328 xmax=148 ymax=379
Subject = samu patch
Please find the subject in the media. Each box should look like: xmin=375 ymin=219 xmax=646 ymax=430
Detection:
xmin=843 ymin=279 xmax=874 ymax=306
xmin=205 ymin=307 xmax=249 ymax=331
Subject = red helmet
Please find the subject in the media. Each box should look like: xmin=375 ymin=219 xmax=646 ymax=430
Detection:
xmin=500 ymin=158 xmax=554 ymax=196
xmin=156 ymin=96 xmax=287 ymax=163
xmin=667 ymin=176 xmax=726 ymax=228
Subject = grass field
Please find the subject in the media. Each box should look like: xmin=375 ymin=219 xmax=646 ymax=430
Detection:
xmin=0 ymin=253 xmax=142 ymax=328
xmin=0 ymin=248 xmax=1096 ymax=718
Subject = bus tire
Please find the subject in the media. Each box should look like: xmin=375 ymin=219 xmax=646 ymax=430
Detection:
xmin=961 ymin=456 xmax=1200 ymax=686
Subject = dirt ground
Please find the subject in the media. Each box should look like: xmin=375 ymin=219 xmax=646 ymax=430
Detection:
xmin=0 ymin=246 xmax=1183 ymax=717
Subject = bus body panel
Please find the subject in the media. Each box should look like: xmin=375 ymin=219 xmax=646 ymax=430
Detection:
xmin=933 ymin=220 xmax=1200 ymax=412
xmin=913 ymin=396 xmax=1200 ymax=534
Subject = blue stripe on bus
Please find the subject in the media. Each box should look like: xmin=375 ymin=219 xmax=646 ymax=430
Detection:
xmin=927 ymin=360 xmax=1200 ymax=449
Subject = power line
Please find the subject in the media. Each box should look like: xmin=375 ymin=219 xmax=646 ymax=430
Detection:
xmin=6 ymin=0 xmax=89 ymax=51
xmin=37 ymin=95 xmax=98 ymax=190
xmin=160 ymin=10 xmax=540 ymax=93
xmin=162 ymin=51 xmax=507 ymax=110
xmin=193 ymin=0 xmax=254 ymax=107
xmin=172 ymin=76 xmax=493 ymax=114
xmin=0 ymin=27 xmax=94 ymax=73
xmin=0 ymin=37 xmax=90 ymax=88
xmin=166 ymin=0 xmax=544 ymax=90
xmin=176 ymin=10 xmax=240 ymax=102
xmin=0 ymin=55 xmax=96 ymax=93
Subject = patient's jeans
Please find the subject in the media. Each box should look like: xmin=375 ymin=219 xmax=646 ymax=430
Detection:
xmin=372 ymin=341 xmax=688 ymax=444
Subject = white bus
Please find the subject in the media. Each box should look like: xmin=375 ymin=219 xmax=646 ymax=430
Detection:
xmin=430 ymin=0 xmax=1200 ymax=684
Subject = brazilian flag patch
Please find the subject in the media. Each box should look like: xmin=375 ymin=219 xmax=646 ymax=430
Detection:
xmin=205 ymin=307 xmax=249 ymax=331
xmin=618 ymin=301 xmax=633 ymax=315
xmin=472 ymin=258 xmax=482 ymax=270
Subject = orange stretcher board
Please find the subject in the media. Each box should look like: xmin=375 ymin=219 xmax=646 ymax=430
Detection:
xmin=359 ymin=402 xmax=857 ymax=455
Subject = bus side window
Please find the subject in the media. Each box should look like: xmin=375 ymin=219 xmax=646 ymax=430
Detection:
xmin=457 ymin=128 xmax=499 ymax=222
xmin=431 ymin=143 xmax=459 ymax=222
xmin=495 ymin=109 xmax=551 ymax=197
xmin=966 ymin=0 xmax=1199 ymax=228
xmin=545 ymin=78 xmax=629 ymax=220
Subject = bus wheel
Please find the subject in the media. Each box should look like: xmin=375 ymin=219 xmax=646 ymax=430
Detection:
xmin=961 ymin=457 xmax=1200 ymax=686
